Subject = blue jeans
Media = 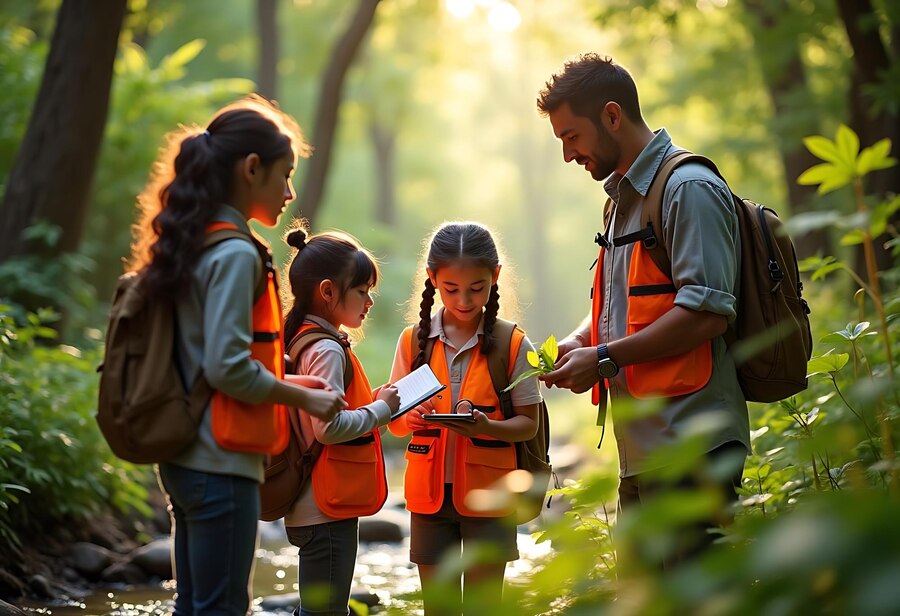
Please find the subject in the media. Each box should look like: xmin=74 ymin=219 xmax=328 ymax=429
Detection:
xmin=286 ymin=518 xmax=359 ymax=616
xmin=158 ymin=463 xmax=260 ymax=616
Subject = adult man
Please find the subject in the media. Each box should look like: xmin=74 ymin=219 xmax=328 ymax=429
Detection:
xmin=537 ymin=54 xmax=750 ymax=565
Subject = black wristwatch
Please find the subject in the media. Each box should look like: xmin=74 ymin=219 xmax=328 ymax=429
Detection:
xmin=596 ymin=343 xmax=620 ymax=379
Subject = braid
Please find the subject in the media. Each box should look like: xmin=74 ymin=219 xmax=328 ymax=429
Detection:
xmin=413 ymin=278 xmax=436 ymax=369
xmin=480 ymin=283 xmax=500 ymax=355
xmin=283 ymin=300 xmax=308 ymax=348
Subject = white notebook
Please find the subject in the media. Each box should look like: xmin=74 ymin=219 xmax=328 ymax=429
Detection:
xmin=391 ymin=364 xmax=447 ymax=420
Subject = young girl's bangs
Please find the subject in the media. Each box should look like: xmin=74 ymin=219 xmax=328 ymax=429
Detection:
xmin=348 ymin=248 xmax=379 ymax=290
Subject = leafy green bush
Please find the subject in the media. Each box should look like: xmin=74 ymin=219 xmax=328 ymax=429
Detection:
xmin=0 ymin=305 xmax=151 ymax=559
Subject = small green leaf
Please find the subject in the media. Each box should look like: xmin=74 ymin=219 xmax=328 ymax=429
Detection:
xmin=856 ymin=139 xmax=897 ymax=176
xmin=807 ymin=353 xmax=849 ymax=377
xmin=835 ymin=124 xmax=860 ymax=167
xmin=840 ymin=229 xmax=865 ymax=246
xmin=502 ymin=368 xmax=545 ymax=392
xmin=797 ymin=162 xmax=839 ymax=186
xmin=803 ymin=136 xmax=843 ymax=165
xmin=526 ymin=350 xmax=539 ymax=368
xmin=543 ymin=335 xmax=559 ymax=363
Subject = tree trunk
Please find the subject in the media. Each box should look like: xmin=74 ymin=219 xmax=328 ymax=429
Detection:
xmin=742 ymin=0 xmax=831 ymax=259
xmin=836 ymin=0 xmax=899 ymax=273
xmin=289 ymin=0 xmax=380 ymax=225
xmin=257 ymin=0 xmax=278 ymax=100
xmin=0 ymin=0 xmax=127 ymax=262
xmin=370 ymin=118 xmax=396 ymax=226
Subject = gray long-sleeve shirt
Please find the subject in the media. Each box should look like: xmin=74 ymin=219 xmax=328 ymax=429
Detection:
xmin=169 ymin=205 xmax=277 ymax=482
xmin=284 ymin=315 xmax=392 ymax=527
xmin=600 ymin=129 xmax=750 ymax=477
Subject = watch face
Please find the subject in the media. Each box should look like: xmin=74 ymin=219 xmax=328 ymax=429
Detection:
xmin=598 ymin=359 xmax=619 ymax=379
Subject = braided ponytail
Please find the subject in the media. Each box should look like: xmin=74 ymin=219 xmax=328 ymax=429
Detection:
xmin=480 ymin=283 xmax=500 ymax=356
xmin=412 ymin=278 xmax=436 ymax=369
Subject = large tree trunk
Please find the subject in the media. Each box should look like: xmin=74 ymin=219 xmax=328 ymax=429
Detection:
xmin=370 ymin=118 xmax=396 ymax=226
xmin=289 ymin=0 xmax=380 ymax=225
xmin=742 ymin=0 xmax=831 ymax=259
xmin=836 ymin=0 xmax=899 ymax=273
xmin=0 ymin=0 xmax=126 ymax=262
xmin=257 ymin=0 xmax=278 ymax=100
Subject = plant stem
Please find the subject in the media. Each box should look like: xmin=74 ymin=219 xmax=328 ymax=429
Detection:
xmin=811 ymin=455 xmax=822 ymax=491
xmin=853 ymin=177 xmax=898 ymax=492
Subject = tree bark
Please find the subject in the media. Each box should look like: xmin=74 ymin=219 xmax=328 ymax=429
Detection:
xmin=370 ymin=119 xmax=396 ymax=226
xmin=0 ymin=0 xmax=127 ymax=262
xmin=836 ymin=0 xmax=898 ymax=272
xmin=742 ymin=0 xmax=831 ymax=259
xmin=257 ymin=0 xmax=278 ymax=100
xmin=289 ymin=0 xmax=381 ymax=225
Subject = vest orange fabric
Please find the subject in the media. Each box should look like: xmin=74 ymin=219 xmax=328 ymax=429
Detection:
xmin=301 ymin=324 xmax=388 ymax=519
xmin=590 ymin=239 xmax=712 ymax=404
xmin=397 ymin=326 xmax=524 ymax=518
xmin=207 ymin=222 xmax=289 ymax=455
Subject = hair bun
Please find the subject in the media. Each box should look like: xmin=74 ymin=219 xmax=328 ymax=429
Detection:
xmin=287 ymin=229 xmax=308 ymax=250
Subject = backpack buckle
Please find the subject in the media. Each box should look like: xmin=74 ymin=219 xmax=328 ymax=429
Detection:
xmin=642 ymin=222 xmax=658 ymax=249
xmin=768 ymin=259 xmax=784 ymax=281
xmin=594 ymin=232 xmax=609 ymax=248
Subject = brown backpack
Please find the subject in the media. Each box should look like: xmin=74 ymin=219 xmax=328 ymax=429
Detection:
xmin=412 ymin=319 xmax=553 ymax=523
xmin=258 ymin=327 xmax=352 ymax=522
xmin=96 ymin=228 xmax=260 ymax=464
xmin=603 ymin=150 xmax=813 ymax=403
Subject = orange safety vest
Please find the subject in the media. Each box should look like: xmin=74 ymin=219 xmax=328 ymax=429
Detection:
xmin=396 ymin=326 xmax=523 ymax=518
xmin=301 ymin=324 xmax=388 ymax=518
xmin=590 ymin=229 xmax=712 ymax=406
xmin=207 ymin=222 xmax=289 ymax=455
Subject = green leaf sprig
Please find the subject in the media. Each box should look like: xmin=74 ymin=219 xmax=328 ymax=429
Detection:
xmin=503 ymin=335 xmax=558 ymax=392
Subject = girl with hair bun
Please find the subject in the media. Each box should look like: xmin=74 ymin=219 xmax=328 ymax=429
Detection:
xmin=130 ymin=96 xmax=345 ymax=615
xmin=281 ymin=224 xmax=399 ymax=616
xmin=388 ymin=221 xmax=544 ymax=615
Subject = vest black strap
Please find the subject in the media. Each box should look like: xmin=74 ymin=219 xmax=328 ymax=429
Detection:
xmin=613 ymin=222 xmax=658 ymax=248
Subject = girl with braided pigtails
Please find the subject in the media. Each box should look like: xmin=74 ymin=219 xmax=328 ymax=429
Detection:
xmin=388 ymin=222 xmax=544 ymax=615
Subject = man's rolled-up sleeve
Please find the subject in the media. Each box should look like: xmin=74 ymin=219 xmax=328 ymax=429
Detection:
xmin=663 ymin=178 xmax=739 ymax=321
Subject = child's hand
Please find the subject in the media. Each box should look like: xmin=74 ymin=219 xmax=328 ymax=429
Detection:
xmin=405 ymin=409 xmax=430 ymax=432
xmin=376 ymin=384 xmax=401 ymax=414
xmin=440 ymin=410 xmax=491 ymax=437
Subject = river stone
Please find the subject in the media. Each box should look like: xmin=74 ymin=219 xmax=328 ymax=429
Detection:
xmin=100 ymin=562 xmax=147 ymax=585
xmin=257 ymin=593 xmax=297 ymax=612
xmin=67 ymin=542 xmax=114 ymax=578
xmin=128 ymin=538 xmax=172 ymax=579
xmin=349 ymin=586 xmax=380 ymax=607
xmin=27 ymin=575 xmax=53 ymax=599
xmin=359 ymin=508 xmax=409 ymax=543
xmin=0 ymin=600 xmax=27 ymax=616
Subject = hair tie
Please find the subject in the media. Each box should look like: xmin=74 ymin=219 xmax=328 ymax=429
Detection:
xmin=202 ymin=130 xmax=211 ymax=143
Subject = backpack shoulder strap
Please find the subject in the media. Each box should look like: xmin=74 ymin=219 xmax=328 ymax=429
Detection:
xmin=485 ymin=319 xmax=520 ymax=420
xmin=204 ymin=224 xmax=269 ymax=301
xmin=602 ymin=197 xmax=615 ymax=234
xmin=641 ymin=150 xmax=723 ymax=279
xmin=287 ymin=327 xmax=353 ymax=392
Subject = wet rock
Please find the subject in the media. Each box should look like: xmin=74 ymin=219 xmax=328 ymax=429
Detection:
xmin=359 ymin=508 xmax=408 ymax=543
xmin=128 ymin=538 xmax=172 ymax=579
xmin=258 ymin=592 xmax=297 ymax=612
xmin=100 ymin=562 xmax=147 ymax=585
xmin=349 ymin=586 xmax=380 ymax=607
xmin=0 ymin=570 xmax=25 ymax=599
xmin=0 ymin=600 xmax=27 ymax=616
xmin=27 ymin=575 xmax=53 ymax=599
xmin=67 ymin=542 xmax=114 ymax=579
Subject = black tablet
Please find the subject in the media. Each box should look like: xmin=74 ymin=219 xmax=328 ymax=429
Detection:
xmin=422 ymin=413 xmax=476 ymax=423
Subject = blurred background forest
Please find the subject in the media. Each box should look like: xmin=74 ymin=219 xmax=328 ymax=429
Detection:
xmin=1 ymin=0 xmax=898 ymax=613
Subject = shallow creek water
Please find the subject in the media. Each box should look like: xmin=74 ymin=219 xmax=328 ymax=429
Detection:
xmin=19 ymin=523 xmax=552 ymax=616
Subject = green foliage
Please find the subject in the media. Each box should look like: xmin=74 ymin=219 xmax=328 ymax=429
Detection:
xmin=0 ymin=306 xmax=151 ymax=560
xmin=504 ymin=335 xmax=558 ymax=392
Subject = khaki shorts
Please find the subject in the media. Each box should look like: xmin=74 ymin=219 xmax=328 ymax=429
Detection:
xmin=410 ymin=483 xmax=519 ymax=565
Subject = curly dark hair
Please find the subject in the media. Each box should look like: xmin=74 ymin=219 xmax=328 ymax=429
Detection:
xmin=412 ymin=222 xmax=503 ymax=369
xmin=130 ymin=95 xmax=308 ymax=299
xmin=536 ymin=53 xmax=642 ymax=124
